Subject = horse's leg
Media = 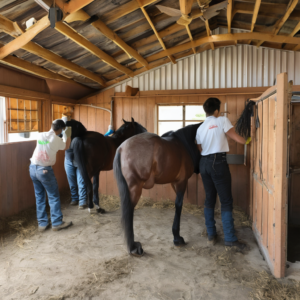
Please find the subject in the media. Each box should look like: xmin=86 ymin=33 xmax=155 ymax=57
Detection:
xmin=126 ymin=183 xmax=144 ymax=256
xmin=92 ymin=173 xmax=105 ymax=214
xmin=172 ymin=181 xmax=188 ymax=247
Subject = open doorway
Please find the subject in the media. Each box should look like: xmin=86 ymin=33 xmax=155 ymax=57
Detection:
xmin=288 ymin=98 xmax=300 ymax=263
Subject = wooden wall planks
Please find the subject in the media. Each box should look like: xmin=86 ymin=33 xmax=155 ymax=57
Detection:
xmin=75 ymin=87 xmax=262 ymax=213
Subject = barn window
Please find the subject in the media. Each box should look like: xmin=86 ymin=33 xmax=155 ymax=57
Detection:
xmin=158 ymin=105 xmax=206 ymax=136
xmin=6 ymin=97 xmax=41 ymax=135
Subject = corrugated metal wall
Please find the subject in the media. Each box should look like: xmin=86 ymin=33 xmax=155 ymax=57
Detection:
xmin=115 ymin=28 xmax=300 ymax=92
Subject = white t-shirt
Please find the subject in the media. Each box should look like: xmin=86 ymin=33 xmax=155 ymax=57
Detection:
xmin=196 ymin=116 xmax=233 ymax=155
xmin=30 ymin=130 xmax=66 ymax=166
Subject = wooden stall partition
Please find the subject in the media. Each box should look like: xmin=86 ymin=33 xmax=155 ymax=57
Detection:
xmin=250 ymin=73 xmax=289 ymax=278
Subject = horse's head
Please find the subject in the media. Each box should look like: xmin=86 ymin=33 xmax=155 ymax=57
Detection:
xmin=113 ymin=118 xmax=147 ymax=140
xmin=66 ymin=120 xmax=87 ymax=140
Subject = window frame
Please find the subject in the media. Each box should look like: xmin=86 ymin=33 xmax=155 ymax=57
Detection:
xmin=157 ymin=104 xmax=206 ymax=136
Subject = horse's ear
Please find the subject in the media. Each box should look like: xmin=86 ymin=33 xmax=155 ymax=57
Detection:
xmin=131 ymin=117 xmax=135 ymax=123
xmin=123 ymin=119 xmax=127 ymax=124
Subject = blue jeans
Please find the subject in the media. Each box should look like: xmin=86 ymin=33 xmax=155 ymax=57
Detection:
xmin=29 ymin=164 xmax=63 ymax=227
xmin=200 ymin=153 xmax=237 ymax=242
xmin=64 ymin=157 xmax=87 ymax=205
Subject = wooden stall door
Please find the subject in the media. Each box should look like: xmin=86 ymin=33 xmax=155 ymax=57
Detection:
xmin=251 ymin=73 xmax=289 ymax=278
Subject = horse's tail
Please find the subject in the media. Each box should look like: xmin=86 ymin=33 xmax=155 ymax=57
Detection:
xmin=113 ymin=149 xmax=134 ymax=252
xmin=72 ymin=137 xmax=92 ymax=192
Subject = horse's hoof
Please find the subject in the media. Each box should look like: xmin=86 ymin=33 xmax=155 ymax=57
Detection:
xmin=130 ymin=242 xmax=144 ymax=257
xmin=173 ymin=237 xmax=186 ymax=247
xmin=96 ymin=208 xmax=106 ymax=214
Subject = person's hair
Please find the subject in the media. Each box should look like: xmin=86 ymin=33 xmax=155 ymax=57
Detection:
xmin=52 ymin=119 xmax=66 ymax=132
xmin=203 ymin=98 xmax=221 ymax=116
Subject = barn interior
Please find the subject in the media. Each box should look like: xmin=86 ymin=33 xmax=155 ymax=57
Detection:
xmin=1 ymin=0 xmax=300 ymax=298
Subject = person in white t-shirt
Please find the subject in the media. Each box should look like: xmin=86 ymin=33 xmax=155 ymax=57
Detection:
xmin=30 ymin=119 xmax=73 ymax=232
xmin=196 ymin=98 xmax=251 ymax=250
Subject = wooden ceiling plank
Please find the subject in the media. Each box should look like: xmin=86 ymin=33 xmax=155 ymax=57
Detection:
xmin=136 ymin=0 xmax=177 ymax=64
xmin=91 ymin=19 xmax=149 ymax=69
xmin=22 ymin=41 xmax=107 ymax=86
xmin=227 ymin=0 xmax=233 ymax=33
xmin=102 ymin=0 xmax=158 ymax=25
xmin=54 ymin=22 xmax=134 ymax=77
xmin=55 ymin=0 xmax=95 ymax=15
xmin=0 ymin=15 xmax=107 ymax=87
xmin=256 ymin=0 xmax=298 ymax=48
xmin=0 ymin=55 xmax=85 ymax=87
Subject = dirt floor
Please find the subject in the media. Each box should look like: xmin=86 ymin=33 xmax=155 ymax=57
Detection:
xmin=1 ymin=194 xmax=300 ymax=300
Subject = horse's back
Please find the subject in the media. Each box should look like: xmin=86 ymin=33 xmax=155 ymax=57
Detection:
xmin=119 ymin=132 xmax=194 ymax=185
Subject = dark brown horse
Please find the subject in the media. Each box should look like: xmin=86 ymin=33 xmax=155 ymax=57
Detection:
xmin=113 ymin=123 xmax=202 ymax=256
xmin=71 ymin=118 xmax=147 ymax=212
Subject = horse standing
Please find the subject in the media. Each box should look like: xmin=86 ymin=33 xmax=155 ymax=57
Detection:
xmin=113 ymin=123 xmax=202 ymax=256
xmin=71 ymin=118 xmax=147 ymax=212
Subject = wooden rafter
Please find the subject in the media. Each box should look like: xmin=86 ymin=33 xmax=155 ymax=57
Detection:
xmin=0 ymin=16 xmax=49 ymax=60
xmin=0 ymin=15 xmax=106 ymax=87
xmin=227 ymin=0 xmax=233 ymax=33
xmin=136 ymin=0 xmax=176 ymax=64
xmin=97 ymin=0 xmax=158 ymax=25
xmin=64 ymin=10 xmax=149 ymax=69
xmin=246 ymin=0 xmax=261 ymax=45
xmin=205 ymin=20 xmax=214 ymax=50
xmin=54 ymin=22 xmax=134 ymax=77
xmin=185 ymin=25 xmax=196 ymax=54
xmin=130 ymin=32 xmax=300 ymax=70
xmin=0 ymin=55 xmax=84 ymax=87
xmin=282 ymin=20 xmax=300 ymax=49
xmin=256 ymin=0 xmax=298 ymax=48
xmin=0 ymin=0 xmax=95 ymax=61
xmin=251 ymin=0 xmax=261 ymax=32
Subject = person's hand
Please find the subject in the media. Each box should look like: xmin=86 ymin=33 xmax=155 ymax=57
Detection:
xmin=65 ymin=127 xmax=72 ymax=138
xmin=246 ymin=137 xmax=251 ymax=145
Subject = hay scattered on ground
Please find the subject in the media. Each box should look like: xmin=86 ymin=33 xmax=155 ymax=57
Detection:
xmin=249 ymin=271 xmax=300 ymax=300
xmin=100 ymin=195 xmax=120 ymax=212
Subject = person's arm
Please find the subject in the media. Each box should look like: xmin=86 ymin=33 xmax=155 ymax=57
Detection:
xmin=225 ymin=128 xmax=246 ymax=144
xmin=197 ymin=144 xmax=202 ymax=153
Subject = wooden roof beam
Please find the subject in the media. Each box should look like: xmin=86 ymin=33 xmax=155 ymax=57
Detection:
xmin=0 ymin=55 xmax=85 ymax=87
xmin=54 ymin=22 xmax=134 ymax=77
xmin=136 ymin=0 xmax=177 ymax=64
xmin=0 ymin=15 xmax=107 ymax=87
xmin=63 ymin=9 xmax=149 ymax=69
xmin=185 ymin=25 xmax=196 ymax=54
xmin=99 ymin=0 xmax=159 ymax=25
xmin=227 ymin=0 xmax=233 ymax=33
xmin=283 ymin=21 xmax=300 ymax=49
xmin=205 ymin=20 xmax=215 ymax=50
xmin=246 ymin=0 xmax=261 ymax=45
xmin=0 ymin=0 xmax=95 ymax=60
xmin=132 ymin=32 xmax=300 ymax=67
xmin=256 ymin=0 xmax=298 ymax=48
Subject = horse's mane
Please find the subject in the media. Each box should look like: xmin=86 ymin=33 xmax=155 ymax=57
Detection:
xmin=112 ymin=121 xmax=147 ymax=138
xmin=66 ymin=119 xmax=87 ymax=140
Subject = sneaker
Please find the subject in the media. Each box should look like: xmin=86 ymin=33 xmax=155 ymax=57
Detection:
xmin=78 ymin=204 xmax=87 ymax=210
xmin=70 ymin=201 xmax=79 ymax=206
xmin=38 ymin=224 xmax=50 ymax=232
xmin=52 ymin=221 xmax=73 ymax=231
xmin=224 ymin=240 xmax=246 ymax=251
xmin=207 ymin=234 xmax=218 ymax=246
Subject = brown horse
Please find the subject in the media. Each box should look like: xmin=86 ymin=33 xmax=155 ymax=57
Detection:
xmin=72 ymin=118 xmax=147 ymax=212
xmin=113 ymin=123 xmax=202 ymax=256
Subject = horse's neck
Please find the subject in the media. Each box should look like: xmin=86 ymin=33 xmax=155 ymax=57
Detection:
xmin=111 ymin=135 xmax=130 ymax=147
